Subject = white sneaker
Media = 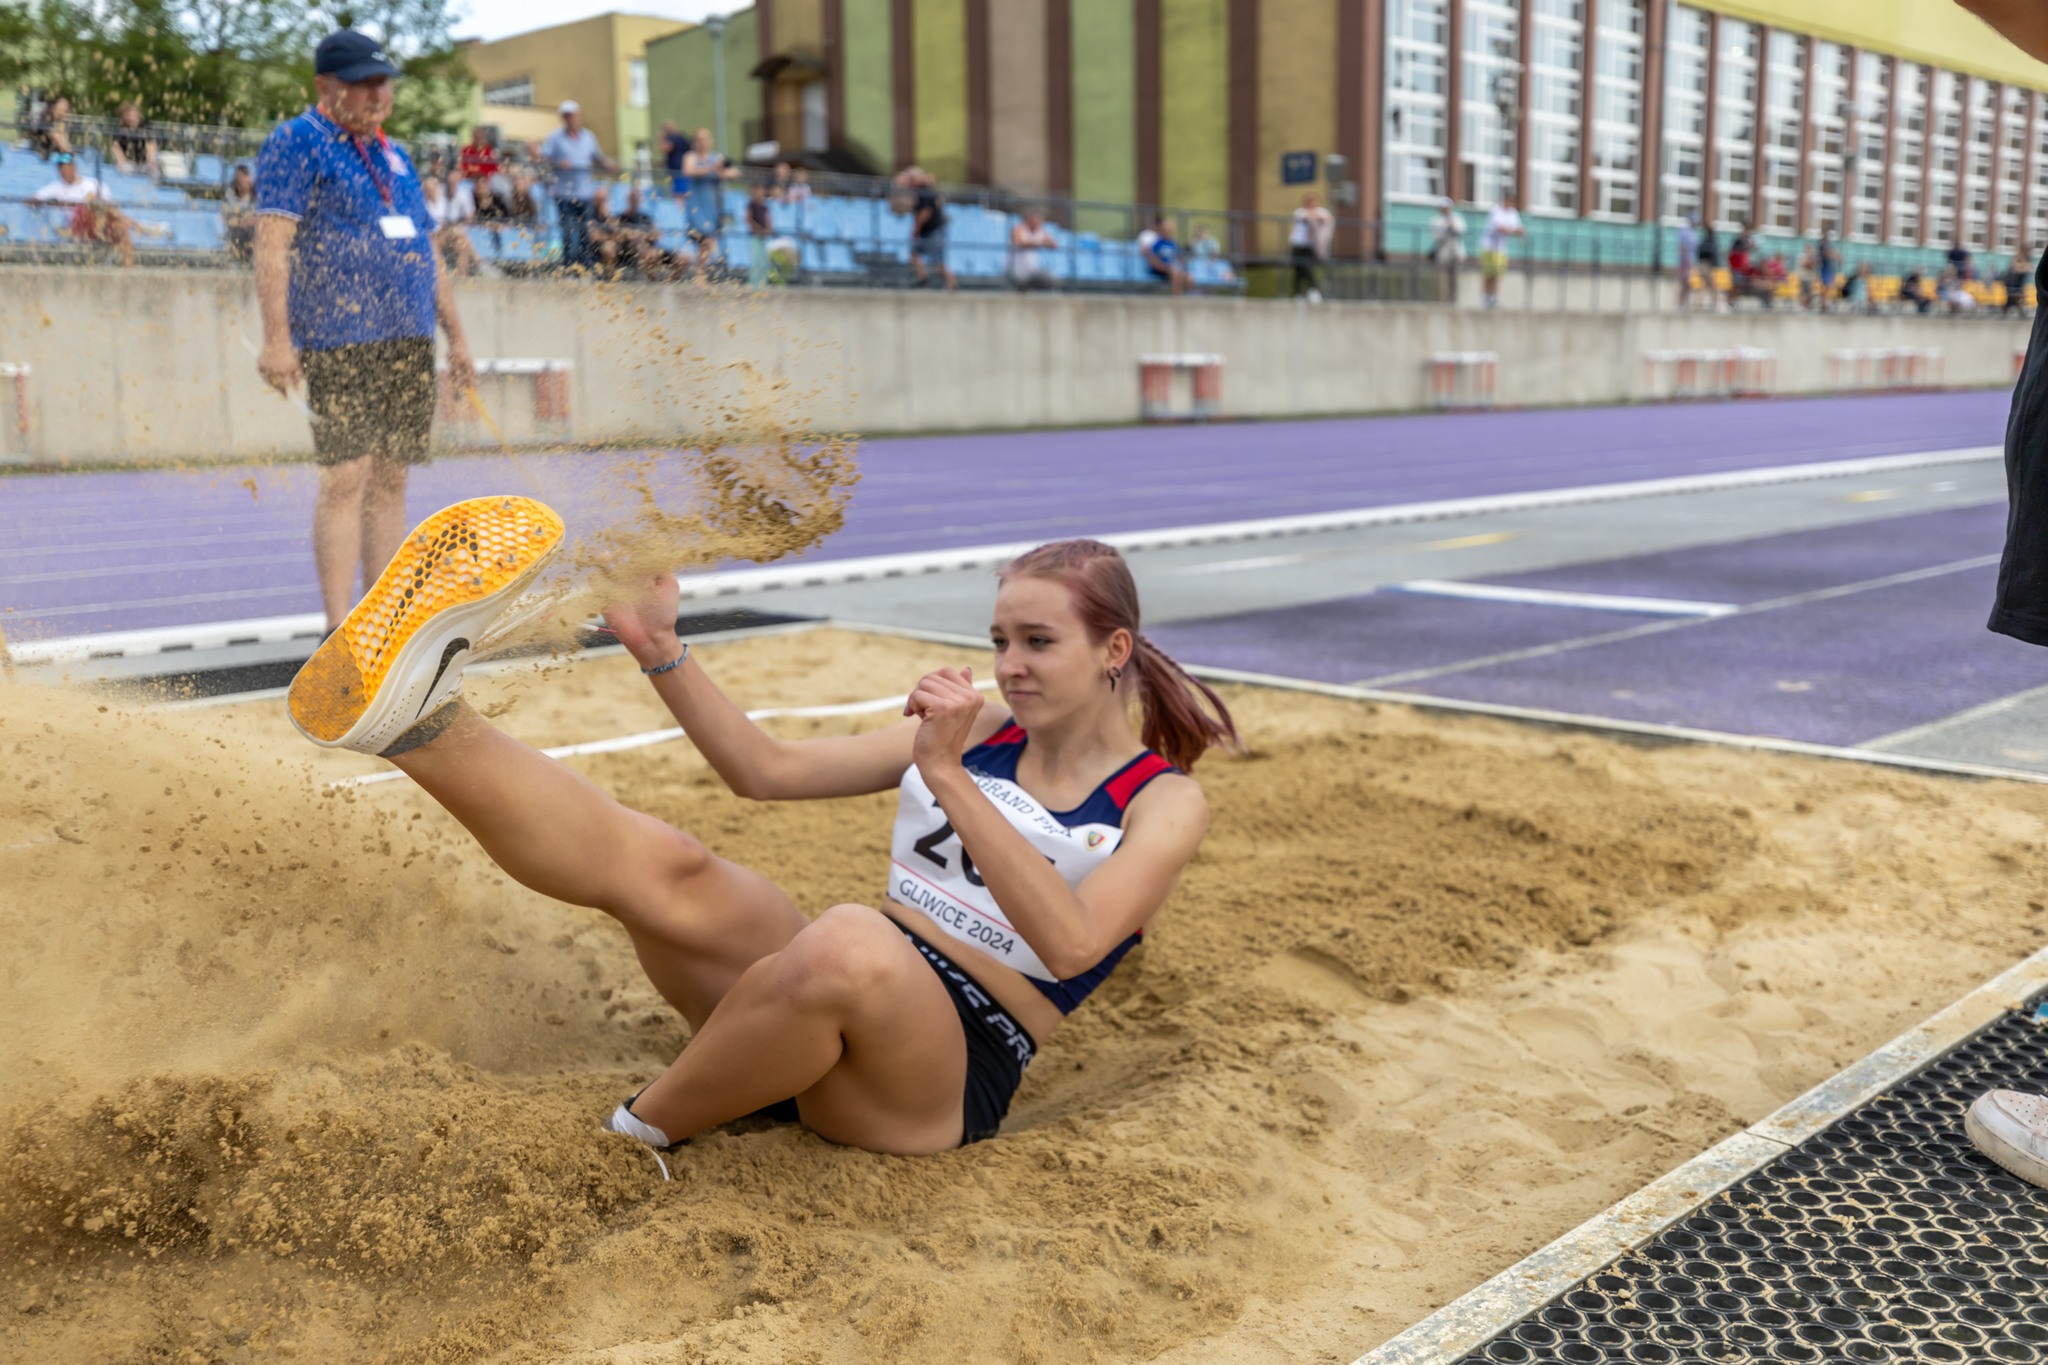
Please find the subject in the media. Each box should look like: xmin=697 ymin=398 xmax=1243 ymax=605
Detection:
xmin=288 ymin=496 xmax=564 ymax=754
xmin=602 ymin=1097 xmax=675 ymax=1180
xmin=1965 ymin=1089 xmax=2048 ymax=1187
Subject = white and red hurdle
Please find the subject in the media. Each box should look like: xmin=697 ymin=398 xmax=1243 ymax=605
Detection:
xmin=1827 ymin=346 xmax=1944 ymax=392
xmin=1138 ymin=353 xmax=1224 ymax=422
xmin=1640 ymin=348 xmax=1776 ymax=400
xmin=1428 ymin=351 xmax=1497 ymax=409
xmin=438 ymin=357 xmax=575 ymax=448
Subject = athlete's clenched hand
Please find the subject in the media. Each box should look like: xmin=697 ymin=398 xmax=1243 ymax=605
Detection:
xmin=601 ymin=573 xmax=684 ymax=670
xmin=906 ymin=666 xmax=982 ymax=772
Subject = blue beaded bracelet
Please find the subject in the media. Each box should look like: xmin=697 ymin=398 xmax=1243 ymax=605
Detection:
xmin=642 ymin=642 xmax=690 ymax=676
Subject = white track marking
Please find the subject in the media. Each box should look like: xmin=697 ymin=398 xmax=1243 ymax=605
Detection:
xmin=9 ymin=444 xmax=1999 ymax=664
xmin=1172 ymin=553 xmax=1311 ymax=575
xmin=1360 ymin=553 xmax=2003 ymax=689
xmin=1860 ymin=679 xmax=2048 ymax=752
xmin=1394 ymin=579 xmax=1738 ymax=617
xmin=328 ymin=679 xmax=1000 ymax=790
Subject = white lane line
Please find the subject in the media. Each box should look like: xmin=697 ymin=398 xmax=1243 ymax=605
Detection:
xmin=1173 ymin=553 xmax=1311 ymax=575
xmin=9 ymin=444 xmax=2001 ymax=664
xmin=1394 ymin=579 xmax=1738 ymax=617
xmin=1860 ymin=679 xmax=2048 ymax=752
xmin=1359 ymin=553 xmax=2003 ymax=689
xmin=327 ymin=679 xmax=1001 ymax=790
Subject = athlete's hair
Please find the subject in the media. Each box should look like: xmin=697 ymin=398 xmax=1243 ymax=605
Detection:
xmin=1000 ymin=539 xmax=1240 ymax=771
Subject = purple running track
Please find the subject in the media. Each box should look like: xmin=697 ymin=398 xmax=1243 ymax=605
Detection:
xmin=1149 ymin=503 xmax=2041 ymax=748
xmin=0 ymin=390 xmax=2010 ymax=640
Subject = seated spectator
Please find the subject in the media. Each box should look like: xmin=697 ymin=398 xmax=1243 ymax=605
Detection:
xmin=746 ymin=182 xmax=774 ymax=287
xmin=1009 ymin=209 xmax=1058 ymax=291
xmin=221 ymin=162 xmax=256 ymax=263
xmin=110 ymin=101 xmax=159 ymax=179
xmin=1137 ymin=216 xmax=1189 ymax=297
xmin=1903 ymin=268 xmax=1933 ymax=314
xmin=459 ymin=127 xmax=502 ymax=184
xmin=1188 ymin=222 xmax=1237 ymax=284
xmin=424 ymin=172 xmax=484 ymax=277
xmin=2002 ymin=252 xmax=2033 ymax=315
xmin=473 ymin=179 xmax=511 ymax=224
xmin=594 ymin=184 xmax=683 ymax=281
xmin=1948 ymin=240 xmax=1974 ymax=281
xmin=1939 ymin=266 xmax=1977 ymax=311
xmin=787 ymin=167 xmax=813 ymax=203
xmin=1837 ymin=262 xmax=1869 ymax=311
xmin=32 ymin=152 xmax=135 ymax=267
xmin=769 ymin=160 xmax=794 ymax=201
xmin=26 ymin=93 xmax=73 ymax=160
xmin=1725 ymin=232 xmax=1772 ymax=308
xmin=507 ymin=170 xmax=540 ymax=221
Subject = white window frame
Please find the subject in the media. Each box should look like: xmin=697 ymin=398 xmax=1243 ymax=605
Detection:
xmin=1527 ymin=0 xmax=1585 ymax=215
xmin=1711 ymin=17 xmax=1758 ymax=231
xmin=1805 ymin=40 xmax=1847 ymax=234
xmin=1891 ymin=61 xmax=1926 ymax=245
xmin=1759 ymin=30 xmax=1805 ymax=233
xmin=1659 ymin=2 xmax=1711 ymax=225
xmin=1588 ymin=0 xmax=1644 ymax=220
xmin=483 ymin=76 xmax=535 ymax=108
xmin=1388 ymin=0 xmax=1452 ymax=201
xmin=1459 ymin=0 xmax=1521 ymax=206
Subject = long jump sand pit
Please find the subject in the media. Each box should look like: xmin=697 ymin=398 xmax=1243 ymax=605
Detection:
xmin=6 ymin=626 xmax=2048 ymax=1363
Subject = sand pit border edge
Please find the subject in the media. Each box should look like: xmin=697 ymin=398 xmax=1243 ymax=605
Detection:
xmin=1344 ymin=942 xmax=2048 ymax=1364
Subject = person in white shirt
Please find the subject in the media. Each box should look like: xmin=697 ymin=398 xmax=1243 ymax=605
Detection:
xmin=1009 ymin=209 xmax=1057 ymax=291
xmin=1289 ymin=192 xmax=1334 ymax=301
xmin=31 ymin=152 xmax=135 ymax=267
xmin=422 ymin=170 xmax=484 ymax=276
xmin=1480 ymin=194 xmax=1524 ymax=309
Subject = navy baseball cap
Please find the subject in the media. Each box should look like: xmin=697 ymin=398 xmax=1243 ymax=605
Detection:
xmin=315 ymin=29 xmax=400 ymax=82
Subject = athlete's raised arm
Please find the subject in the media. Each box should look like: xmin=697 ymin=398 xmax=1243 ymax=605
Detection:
xmin=1954 ymin=0 xmax=2048 ymax=62
xmin=603 ymin=575 xmax=1010 ymax=801
xmin=906 ymin=665 xmax=1211 ymax=977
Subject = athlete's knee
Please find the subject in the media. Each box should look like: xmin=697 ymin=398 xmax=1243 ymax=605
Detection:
xmin=775 ymin=904 xmax=905 ymax=1008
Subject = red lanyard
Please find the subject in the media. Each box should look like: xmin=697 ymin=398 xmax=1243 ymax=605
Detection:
xmin=349 ymin=131 xmax=394 ymax=208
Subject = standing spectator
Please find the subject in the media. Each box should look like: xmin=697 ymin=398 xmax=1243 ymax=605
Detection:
xmin=458 ymin=126 xmax=501 ymax=183
xmin=745 ymin=182 xmax=774 ymax=286
xmin=1675 ymin=213 xmax=1700 ymax=310
xmin=1429 ymin=197 xmax=1466 ymax=272
xmin=660 ymin=120 xmax=689 ymax=210
xmin=1289 ymin=191 xmax=1334 ymax=301
xmin=682 ymin=127 xmax=735 ymax=266
xmin=252 ymin=28 xmax=478 ymax=632
xmin=1480 ymin=193 xmax=1524 ymax=309
xmin=542 ymin=100 xmax=617 ymax=273
xmin=910 ymin=168 xmax=955 ymax=290
xmin=221 ymin=162 xmax=257 ymax=263
xmin=32 ymin=152 xmax=136 ymax=267
xmin=110 ymin=101 xmax=159 ymax=179
xmin=1948 ymin=239 xmax=1975 ymax=281
xmin=1137 ymin=216 xmax=1188 ymax=296
xmin=1009 ymin=209 xmax=1057 ymax=291
xmin=27 ymin=94 xmax=73 ymax=159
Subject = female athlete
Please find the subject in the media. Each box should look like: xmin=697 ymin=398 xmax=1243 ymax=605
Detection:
xmin=285 ymin=497 xmax=1239 ymax=1158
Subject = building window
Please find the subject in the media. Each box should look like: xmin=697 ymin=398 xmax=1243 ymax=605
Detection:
xmin=1388 ymin=0 xmax=1451 ymax=199
xmin=630 ymin=59 xmax=648 ymax=110
xmin=1588 ymin=0 xmax=1644 ymax=219
xmin=1660 ymin=4 xmax=1710 ymax=223
xmin=1963 ymin=76 xmax=1996 ymax=248
xmin=1527 ymin=0 xmax=1584 ymax=214
xmin=1759 ymin=30 xmax=1804 ymax=232
xmin=1996 ymin=84 xmax=2026 ymax=250
xmin=2029 ymin=94 xmax=2048 ymax=252
xmin=1711 ymin=17 xmax=1757 ymax=230
xmin=1891 ymin=61 xmax=1926 ymax=244
xmin=1803 ymin=40 xmax=1847 ymax=234
xmin=1459 ymin=0 xmax=1520 ymax=205
xmin=483 ymin=76 xmax=535 ymax=108
xmin=1848 ymin=52 xmax=1887 ymax=243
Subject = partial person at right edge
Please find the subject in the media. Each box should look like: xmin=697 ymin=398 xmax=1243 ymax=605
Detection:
xmin=253 ymin=27 xmax=478 ymax=632
xmin=1950 ymin=0 xmax=2048 ymax=1192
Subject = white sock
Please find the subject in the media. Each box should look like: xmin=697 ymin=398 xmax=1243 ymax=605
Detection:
xmin=604 ymin=1102 xmax=672 ymax=1149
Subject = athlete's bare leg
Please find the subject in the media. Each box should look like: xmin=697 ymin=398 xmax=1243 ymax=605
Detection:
xmin=388 ymin=703 xmax=808 ymax=1029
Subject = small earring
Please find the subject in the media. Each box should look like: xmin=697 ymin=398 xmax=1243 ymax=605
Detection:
xmin=1107 ymin=665 xmax=1122 ymax=691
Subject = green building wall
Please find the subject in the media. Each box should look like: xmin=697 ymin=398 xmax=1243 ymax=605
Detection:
xmin=1160 ymin=0 xmax=1230 ymax=227
xmin=912 ymin=0 xmax=970 ymax=182
xmin=1070 ymin=0 xmax=1137 ymax=229
xmin=841 ymin=0 xmax=895 ymax=169
xmin=644 ymin=16 xmax=758 ymax=159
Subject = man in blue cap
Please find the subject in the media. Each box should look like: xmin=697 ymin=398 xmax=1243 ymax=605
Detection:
xmin=254 ymin=28 xmax=478 ymax=630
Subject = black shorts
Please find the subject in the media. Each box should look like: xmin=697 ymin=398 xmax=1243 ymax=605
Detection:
xmin=754 ymin=924 xmax=1037 ymax=1145
xmin=302 ymin=336 xmax=436 ymax=467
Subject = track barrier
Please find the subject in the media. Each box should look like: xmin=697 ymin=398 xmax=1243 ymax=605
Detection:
xmin=1827 ymin=345 xmax=1945 ymax=391
xmin=1137 ymin=353 xmax=1224 ymax=422
xmin=0 ymin=361 xmax=30 ymax=459
xmin=437 ymin=358 xmax=574 ymax=449
xmin=1639 ymin=348 xmax=1775 ymax=400
xmin=1428 ymin=351 xmax=1497 ymax=409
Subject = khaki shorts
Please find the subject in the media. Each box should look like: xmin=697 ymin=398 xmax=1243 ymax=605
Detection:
xmin=303 ymin=337 xmax=437 ymax=467
xmin=1480 ymin=249 xmax=1509 ymax=280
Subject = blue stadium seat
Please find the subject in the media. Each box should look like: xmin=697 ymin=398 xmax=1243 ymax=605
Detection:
xmin=823 ymin=241 xmax=856 ymax=273
xmin=466 ymin=226 xmax=501 ymax=263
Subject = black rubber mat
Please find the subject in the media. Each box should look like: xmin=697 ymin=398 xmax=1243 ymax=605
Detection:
xmin=1456 ymin=1001 xmax=2048 ymax=1364
xmin=108 ymin=608 xmax=817 ymax=701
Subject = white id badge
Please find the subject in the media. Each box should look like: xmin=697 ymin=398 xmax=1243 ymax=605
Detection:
xmin=379 ymin=214 xmax=417 ymax=240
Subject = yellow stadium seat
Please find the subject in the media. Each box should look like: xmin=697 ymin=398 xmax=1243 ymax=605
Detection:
xmin=1712 ymin=268 xmax=1733 ymax=292
xmin=1869 ymin=276 xmax=1901 ymax=304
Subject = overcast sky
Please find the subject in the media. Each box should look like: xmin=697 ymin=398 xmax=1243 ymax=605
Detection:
xmin=453 ymin=0 xmax=732 ymax=44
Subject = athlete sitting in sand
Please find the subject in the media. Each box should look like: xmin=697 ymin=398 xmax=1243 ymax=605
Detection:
xmin=286 ymin=497 xmax=1237 ymax=1160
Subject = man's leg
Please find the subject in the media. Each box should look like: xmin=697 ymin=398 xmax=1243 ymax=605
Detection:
xmin=313 ymin=456 xmax=371 ymax=628
xmin=359 ymin=456 xmax=411 ymax=593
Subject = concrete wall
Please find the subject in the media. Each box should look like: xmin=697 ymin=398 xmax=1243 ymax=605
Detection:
xmin=0 ymin=266 xmax=2024 ymax=467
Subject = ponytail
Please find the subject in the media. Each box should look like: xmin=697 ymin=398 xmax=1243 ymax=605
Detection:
xmin=1001 ymin=539 xmax=1242 ymax=771
xmin=1128 ymin=631 xmax=1240 ymax=772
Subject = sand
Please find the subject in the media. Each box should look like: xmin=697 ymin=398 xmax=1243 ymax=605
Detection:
xmin=5 ymin=627 xmax=2048 ymax=1364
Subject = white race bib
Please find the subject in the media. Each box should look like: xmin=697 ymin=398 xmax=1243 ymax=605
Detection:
xmin=379 ymin=214 xmax=417 ymax=240
xmin=888 ymin=763 xmax=1124 ymax=982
